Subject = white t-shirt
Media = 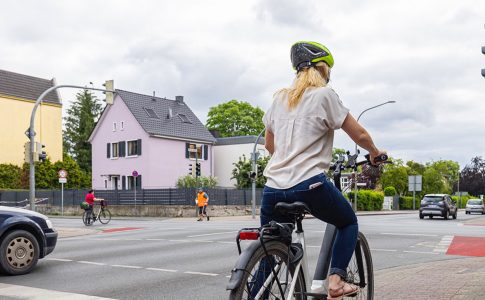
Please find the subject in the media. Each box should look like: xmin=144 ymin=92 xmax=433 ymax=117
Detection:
xmin=262 ymin=86 xmax=349 ymax=189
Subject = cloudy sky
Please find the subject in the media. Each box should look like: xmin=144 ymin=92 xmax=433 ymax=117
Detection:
xmin=1 ymin=0 xmax=484 ymax=168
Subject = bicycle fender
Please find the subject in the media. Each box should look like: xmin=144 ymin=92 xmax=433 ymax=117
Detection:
xmin=226 ymin=241 xmax=261 ymax=290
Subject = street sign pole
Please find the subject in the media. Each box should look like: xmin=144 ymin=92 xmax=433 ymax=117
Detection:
xmin=58 ymin=170 xmax=67 ymax=216
xmin=132 ymin=170 xmax=139 ymax=208
xmin=61 ymin=183 xmax=64 ymax=215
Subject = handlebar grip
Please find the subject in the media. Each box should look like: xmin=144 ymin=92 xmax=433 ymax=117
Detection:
xmin=364 ymin=154 xmax=388 ymax=163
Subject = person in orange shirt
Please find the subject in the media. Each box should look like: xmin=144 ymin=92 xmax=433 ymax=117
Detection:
xmin=195 ymin=188 xmax=209 ymax=221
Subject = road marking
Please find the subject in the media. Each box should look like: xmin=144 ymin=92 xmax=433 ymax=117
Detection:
xmin=184 ymin=271 xmax=219 ymax=276
xmin=78 ymin=261 xmax=106 ymax=266
xmin=434 ymin=235 xmax=454 ymax=253
xmin=187 ymin=231 xmax=238 ymax=237
xmin=146 ymin=267 xmax=178 ymax=272
xmin=169 ymin=239 xmax=191 ymax=242
xmin=146 ymin=238 xmax=166 ymax=241
xmin=372 ymin=248 xmax=398 ymax=252
xmin=112 ymin=264 xmax=143 ymax=269
xmin=0 ymin=283 xmax=116 ymax=299
xmin=46 ymin=258 xmax=73 ymax=262
xmin=101 ymin=227 xmax=143 ymax=233
xmin=403 ymin=250 xmax=440 ymax=255
xmin=380 ymin=233 xmax=438 ymax=237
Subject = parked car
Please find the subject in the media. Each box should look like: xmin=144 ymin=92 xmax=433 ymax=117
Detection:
xmin=0 ymin=206 xmax=57 ymax=275
xmin=465 ymin=199 xmax=485 ymax=215
xmin=419 ymin=194 xmax=457 ymax=220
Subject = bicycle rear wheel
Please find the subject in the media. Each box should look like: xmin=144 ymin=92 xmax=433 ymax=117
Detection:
xmin=229 ymin=241 xmax=306 ymax=300
xmin=82 ymin=211 xmax=92 ymax=226
xmin=346 ymin=232 xmax=373 ymax=299
xmin=98 ymin=208 xmax=111 ymax=224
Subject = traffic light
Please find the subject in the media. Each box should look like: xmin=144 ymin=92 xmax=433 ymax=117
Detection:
xmin=103 ymin=80 xmax=114 ymax=104
xmin=249 ymin=171 xmax=256 ymax=179
xmin=257 ymin=164 xmax=263 ymax=178
xmin=188 ymin=163 xmax=195 ymax=176
xmin=24 ymin=142 xmax=31 ymax=163
xmin=195 ymin=163 xmax=201 ymax=177
xmin=37 ymin=143 xmax=46 ymax=162
xmin=482 ymin=46 xmax=485 ymax=78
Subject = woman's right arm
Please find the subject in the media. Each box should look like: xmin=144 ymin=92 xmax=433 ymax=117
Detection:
xmin=265 ymin=129 xmax=274 ymax=155
xmin=341 ymin=113 xmax=385 ymax=162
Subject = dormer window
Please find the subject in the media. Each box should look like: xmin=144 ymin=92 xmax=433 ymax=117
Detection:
xmin=178 ymin=114 xmax=191 ymax=124
xmin=144 ymin=107 xmax=159 ymax=119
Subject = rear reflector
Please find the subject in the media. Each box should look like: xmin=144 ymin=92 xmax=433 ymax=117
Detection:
xmin=239 ymin=231 xmax=259 ymax=240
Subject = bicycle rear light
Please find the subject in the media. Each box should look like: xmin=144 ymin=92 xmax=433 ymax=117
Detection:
xmin=239 ymin=230 xmax=260 ymax=240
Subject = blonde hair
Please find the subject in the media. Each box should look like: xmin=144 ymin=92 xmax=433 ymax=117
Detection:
xmin=277 ymin=62 xmax=330 ymax=110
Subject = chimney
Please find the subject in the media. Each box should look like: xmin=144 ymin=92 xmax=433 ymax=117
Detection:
xmin=175 ymin=95 xmax=184 ymax=103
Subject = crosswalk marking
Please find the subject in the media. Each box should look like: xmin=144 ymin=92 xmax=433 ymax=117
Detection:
xmin=434 ymin=235 xmax=454 ymax=253
xmin=0 ymin=283 xmax=117 ymax=300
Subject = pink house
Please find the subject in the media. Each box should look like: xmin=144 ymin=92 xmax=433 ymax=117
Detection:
xmin=88 ymin=89 xmax=216 ymax=189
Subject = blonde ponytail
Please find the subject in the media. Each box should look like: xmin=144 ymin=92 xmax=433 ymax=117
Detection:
xmin=277 ymin=62 xmax=330 ymax=110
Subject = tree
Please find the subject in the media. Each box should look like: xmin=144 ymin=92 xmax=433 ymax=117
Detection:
xmin=460 ymin=156 xmax=485 ymax=196
xmin=206 ymin=100 xmax=264 ymax=137
xmin=63 ymin=89 xmax=103 ymax=172
xmin=378 ymin=159 xmax=408 ymax=195
xmin=231 ymin=155 xmax=269 ymax=188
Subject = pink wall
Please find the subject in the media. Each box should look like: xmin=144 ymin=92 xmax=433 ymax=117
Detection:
xmin=90 ymin=95 xmax=212 ymax=189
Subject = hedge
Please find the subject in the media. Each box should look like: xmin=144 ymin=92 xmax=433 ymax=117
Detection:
xmin=347 ymin=190 xmax=384 ymax=211
xmin=399 ymin=196 xmax=420 ymax=210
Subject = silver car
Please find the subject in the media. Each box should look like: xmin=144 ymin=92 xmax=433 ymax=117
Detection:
xmin=465 ymin=199 xmax=485 ymax=215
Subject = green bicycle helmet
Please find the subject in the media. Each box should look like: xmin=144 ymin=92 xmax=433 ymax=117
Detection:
xmin=290 ymin=41 xmax=334 ymax=72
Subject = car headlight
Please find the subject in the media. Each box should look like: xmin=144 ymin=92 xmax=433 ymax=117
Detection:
xmin=45 ymin=219 xmax=53 ymax=229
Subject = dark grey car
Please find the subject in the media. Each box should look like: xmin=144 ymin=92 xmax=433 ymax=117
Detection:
xmin=419 ymin=194 xmax=457 ymax=220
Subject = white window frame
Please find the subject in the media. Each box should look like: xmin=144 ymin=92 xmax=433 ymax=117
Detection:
xmin=341 ymin=176 xmax=350 ymax=190
xmin=188 ymin=143 xmax=203 ymax=160
xmin=111 ymin=142 xmax=119 ymax=159
xmin=126 ymin=140 xmax=138 ymax=157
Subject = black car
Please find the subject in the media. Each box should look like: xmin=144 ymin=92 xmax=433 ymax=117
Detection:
xmin=419 ymin=194 xmax=457 ymax=220
xmin=0 ymin=206 xmax=58 ymax=275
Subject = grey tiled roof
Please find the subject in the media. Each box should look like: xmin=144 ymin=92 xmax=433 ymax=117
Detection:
xmin=117 ymin=89 xmax=216 ymax=143
xmin=216 ymin=136 xmax=265 ymax=146
xmin=0 ymin=69 xmax=61 ymax=104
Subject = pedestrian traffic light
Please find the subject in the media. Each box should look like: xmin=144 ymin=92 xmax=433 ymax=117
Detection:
xmin=257 ymin=164 xmax=263 ymax=178
xmin=103 ymin=80 xmax=114 ymax=104
xmin=188 ymin=163 xmax=195 ymax=176
xmin=37 ymin=143 xmax=47 ymax=162
xmin=195 ymin=163 xmax=201 ymax=177
xmin=24 ymin=142 xmax=31 ymax=163
xmin=249 ymin=171 xmax=256 ymax=179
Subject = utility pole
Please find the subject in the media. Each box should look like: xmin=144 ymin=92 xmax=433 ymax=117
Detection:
xmin=28 ymin=83 xmax=115 ymax=211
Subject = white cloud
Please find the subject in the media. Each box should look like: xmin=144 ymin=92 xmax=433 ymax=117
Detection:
xmin=1 ymin=0 xmax=485 ymax=168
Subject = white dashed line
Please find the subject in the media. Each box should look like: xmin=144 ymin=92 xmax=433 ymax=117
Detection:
xmin=46 ymin=258 xmax=73 ymax=262
xmin=184 ymin=271 xmax=219 ymax=276
xmin=403 ymin=250 xmax=440 ymax=255
xmin=434 ymin=235 xmax=454 ymax=253
xmin=78 ymin=261 xmax=106 ymax=266
xmin=112 ymin=264 xmax=143 ymax=269
xmin=146 ymin=268 xmax=178 ymax=273
xmin=372 ymin=248 xmax=398 ymax=252
xmin=380 ymin=233 xmax=438 ymax=237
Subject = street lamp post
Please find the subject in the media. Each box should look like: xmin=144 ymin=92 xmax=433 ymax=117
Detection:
xmin=28 ymin=84 xmax=115 ymax=211
xmin=353 ymin=100 xmax=396 ymax=211
xmin=251 ymin=129 xmax=266 ymax=219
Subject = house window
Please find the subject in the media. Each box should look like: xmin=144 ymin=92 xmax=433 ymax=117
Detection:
xmin=144 ymin=107 xmax=159 ymax=119
xmin=178 ymin=114 xmax=192 ymax=124
xmin=104 ymin=180 xmax=108 ymax=189
xmin=113 ymin=122 xmax=117 ymax=131
xmin=187 ymin=143 xmax=202 ymax=160
xmin=127 ymin=176 xmax=135 ymax=190
xmin=127 ymin=140 xmax=138 ymax=156
xmin=341 ymin=176 xmax=349 ymax=190
xmin=121 ymin=121 xmax=124 ymax=130
xmin=111 ymin=143 xmax=119 ymax=158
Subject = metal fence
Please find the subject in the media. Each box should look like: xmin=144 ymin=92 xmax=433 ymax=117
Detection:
xmin=0 ymin=188 xmax=264 ymax=207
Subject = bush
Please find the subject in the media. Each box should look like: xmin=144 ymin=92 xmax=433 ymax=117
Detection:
xmin=0 ymin=164 xmax=22 ymax=189
xmin=399 ymin=196 xmax=420 ymax=210
xmin=347 ymin=190 xmax=384 ymax=211
xmin=384 ymin=186 xmax=397 ymax=196
xmin=451 ymin=194 xmax=476 ymax=209
xmin=176 ymin=175 xmax=218 ymax=188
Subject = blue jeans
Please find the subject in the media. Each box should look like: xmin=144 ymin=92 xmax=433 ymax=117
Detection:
xmin=261 ymin=173 xmax=358 ymax=279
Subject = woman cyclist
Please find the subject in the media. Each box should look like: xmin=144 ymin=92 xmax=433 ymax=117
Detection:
xmin=261 ymin=41 xmax=386 ymax=299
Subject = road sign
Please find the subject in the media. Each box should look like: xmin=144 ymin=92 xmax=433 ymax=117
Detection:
xmin=132 ymin=170 xmax=138 ymax=177
xmin=59 ymin=177 xmax=67 ymax=184
xmin=408 ymin=175 xmax=422 ymax=192
xmin=58 ymin=169 xmax=67 ymax=178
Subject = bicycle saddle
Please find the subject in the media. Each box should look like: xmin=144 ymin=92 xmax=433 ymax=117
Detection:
xmin=274 ymin=202 xmax=311 ymax=216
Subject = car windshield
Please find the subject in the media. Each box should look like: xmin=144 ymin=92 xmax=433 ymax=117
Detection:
xmin=468 ymin=200 xmax=483 ymax=205
xmin=423 ymin=196 xmax=443 ymax=203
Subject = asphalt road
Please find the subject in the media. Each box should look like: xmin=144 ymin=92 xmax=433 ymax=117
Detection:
xmin=1 ymin=211 xmax=484 ymax=299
